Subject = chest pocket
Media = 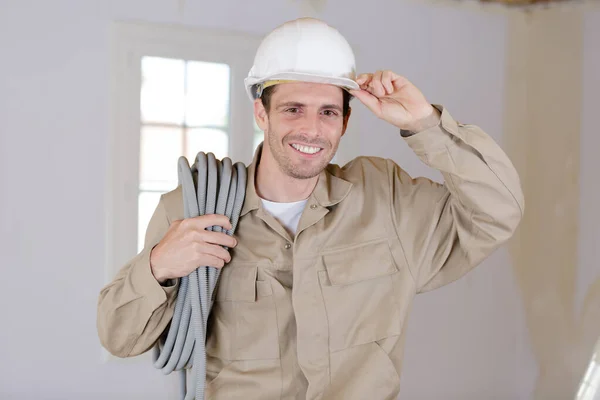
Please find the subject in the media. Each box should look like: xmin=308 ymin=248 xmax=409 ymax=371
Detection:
xmin=206 ymin=263 xmax=280 ymax=361
xmin=318 ymin=239 xmax=402 ymax=352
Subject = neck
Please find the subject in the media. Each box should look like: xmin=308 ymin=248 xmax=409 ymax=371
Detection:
xmin=255 ymin=153 xmax=318 ymax=203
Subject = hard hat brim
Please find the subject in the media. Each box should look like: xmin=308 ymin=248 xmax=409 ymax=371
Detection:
xmin=245 ymin=72 xmax=360 ymax=100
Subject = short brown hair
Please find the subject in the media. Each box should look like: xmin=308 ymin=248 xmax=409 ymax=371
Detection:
xmin=259 ymin=85 xmax=351 ymax=117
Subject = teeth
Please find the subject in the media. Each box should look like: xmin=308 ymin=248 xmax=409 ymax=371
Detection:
xmin=292 ymin=144 xmax=321 ymax=154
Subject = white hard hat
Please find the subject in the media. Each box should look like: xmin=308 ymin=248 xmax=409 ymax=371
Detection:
xmin=244 ymin=18 xmax=359 ymax=100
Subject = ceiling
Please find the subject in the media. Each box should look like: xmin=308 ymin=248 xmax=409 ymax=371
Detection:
xmin=478 ymin=0 xmax=570 ymax=5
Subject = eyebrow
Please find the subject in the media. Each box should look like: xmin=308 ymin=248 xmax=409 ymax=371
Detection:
xmin=277 ymin=102 xmax=305 ymax=110
xmin=276 ymin=101 xmax=343 ymax=112
xmin=321 ymin=104 xmax=343 ymax=112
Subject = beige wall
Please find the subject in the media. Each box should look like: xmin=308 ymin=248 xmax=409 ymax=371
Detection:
xmin=504 ymin=7 xmax=600 ymax=400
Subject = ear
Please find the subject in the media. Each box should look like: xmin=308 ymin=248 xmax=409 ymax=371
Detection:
xmin=254 ymin=99 xmax=269 ymax=131
xmin=341 ymin=107 xmax=351 ymax=137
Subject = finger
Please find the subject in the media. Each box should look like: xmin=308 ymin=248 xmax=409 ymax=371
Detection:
xmin=349 ymin=89 xmax=381 ymax=117
xmin=390 ymin=73 xmax=411 ymax=91
xmin=205 ymin=214 xmax=233 ymax=230
xmin=200 ymin=242 xmax=232 ymax=263
xmin=356 ymin=74 xmax=373 ymax=90
xmin=382 ymin=70 xmax=394 ymax=94
xmin=355 ymin=73 xmax=372 ymax=87
xmin=199 ymin=254 xmax=226 ymax=269
xmin=200 ymin=230 xmax=237 ymax=248
xmin=368 ymin=70 xmax=385 ymax=98
xmin=189 ymin=214 xmax=233 ymax=231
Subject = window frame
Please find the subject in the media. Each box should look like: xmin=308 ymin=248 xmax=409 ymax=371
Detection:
xmin=105 ymin=21 xmax=260 ymax=317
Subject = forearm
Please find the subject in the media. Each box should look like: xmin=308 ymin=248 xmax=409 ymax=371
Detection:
xmin=97 ymin=196 xmax=180 ymax=357
xmin=97 ymin=248 xmax=179 ymax=357
xmin=404 ymin=105 xmax=524 ymax=235
xmin=391 ymin=105 xmax=524 ymax=292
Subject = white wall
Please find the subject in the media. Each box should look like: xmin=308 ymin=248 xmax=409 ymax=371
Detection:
xmin=0 ymin=0 xmax=577 ymax=399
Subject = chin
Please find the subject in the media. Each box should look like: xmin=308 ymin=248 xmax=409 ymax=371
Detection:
xmin=286 ymin=162 xmax=328 ymax=180
xmin=288 ymin=170 xmax=321 ymax=180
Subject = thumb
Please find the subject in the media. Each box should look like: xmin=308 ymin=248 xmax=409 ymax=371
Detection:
xmin=350 ymin=89 xmax=381 ymax=117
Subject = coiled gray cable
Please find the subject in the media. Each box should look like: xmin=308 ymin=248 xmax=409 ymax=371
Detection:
xmin=152 ymin=152 xmax=247 ymax=400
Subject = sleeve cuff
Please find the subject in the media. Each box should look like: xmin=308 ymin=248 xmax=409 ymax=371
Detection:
xmin=402 ymin=104 xmax=462 ymax=155
xmin=129 ymin=248 xmax=180 ymax=311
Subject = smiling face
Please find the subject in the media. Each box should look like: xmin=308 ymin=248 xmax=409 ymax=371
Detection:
xmin=254 ymin=82 xmax=350 ymax=180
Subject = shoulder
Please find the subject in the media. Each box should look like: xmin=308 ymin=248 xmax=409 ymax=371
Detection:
xmin=330 ymin=156 xmax=442 ymax=195
xmin=159 ymin=185 xmax=184 ymax=223
xmin=328 ymin=156 xmax=397 ymax=183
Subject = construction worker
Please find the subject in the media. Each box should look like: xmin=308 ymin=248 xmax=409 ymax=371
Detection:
xmin=97 ymin=17 xmax=524 ymax=399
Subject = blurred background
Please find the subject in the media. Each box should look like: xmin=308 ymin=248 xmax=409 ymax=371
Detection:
xmin=0 ymin=0 xmax=599 ymax=399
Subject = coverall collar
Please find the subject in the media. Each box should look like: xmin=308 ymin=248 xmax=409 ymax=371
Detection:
xmin=240 ymin=143 xmax=353 ymax=217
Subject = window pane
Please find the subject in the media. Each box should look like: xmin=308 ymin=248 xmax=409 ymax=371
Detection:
xmin=185 ymin=61 xmax=230 ymax=127
xmin=140 ymin=126 xmax=182 ymax=190
xmin=186 ymin=128 xmax=228 ymax=161
xmin=138 ymin=191 xmax=163 ymax=252
xmin=141 ymin=57 xmax=185 ymax=124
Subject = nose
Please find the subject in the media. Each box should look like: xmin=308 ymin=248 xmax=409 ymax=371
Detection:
xmin=299 ymin=112 xmax=321 ymax=139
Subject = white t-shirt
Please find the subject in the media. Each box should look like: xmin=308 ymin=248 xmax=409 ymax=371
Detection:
xmin=260 ymin=198 xmax=307 ymax=236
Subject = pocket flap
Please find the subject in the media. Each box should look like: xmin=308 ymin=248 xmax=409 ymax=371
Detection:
xmin=322 ymin=240 xmax=398 ymax=286
xmin=215 ymin=264 xmax=257 ymax=302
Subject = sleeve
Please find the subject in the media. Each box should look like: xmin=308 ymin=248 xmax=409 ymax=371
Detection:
xmin=96 ymin=196 xmax=180 ymax=357
xmin=388 ymin=105 xmax=524 ymax=293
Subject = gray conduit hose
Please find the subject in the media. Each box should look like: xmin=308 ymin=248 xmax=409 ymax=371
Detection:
xmin=152 ymin=152 xmax=247 ymax=400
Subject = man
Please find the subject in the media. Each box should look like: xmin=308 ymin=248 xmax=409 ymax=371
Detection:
xmin=97 ymin=17 xmax=524 ymax=400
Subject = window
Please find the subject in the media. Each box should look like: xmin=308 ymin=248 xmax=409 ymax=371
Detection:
xmin=576 ymin=337 xmax=600 ymax=400
xmin=137 ymin=57 xmax=232 ymax=251
xmin=107 ymin=22 xmax=261 ymax=308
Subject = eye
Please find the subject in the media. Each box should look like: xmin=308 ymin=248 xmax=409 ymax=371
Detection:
xmin=323 ymin=110 xmax=339 ymax=117
xmin=285 ymin=107 xmax=299 ymax=113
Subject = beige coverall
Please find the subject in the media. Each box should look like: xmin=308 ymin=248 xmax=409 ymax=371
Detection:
xmin=97 ymin=105 xmax=524 ymax=399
